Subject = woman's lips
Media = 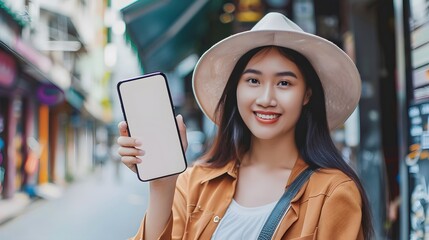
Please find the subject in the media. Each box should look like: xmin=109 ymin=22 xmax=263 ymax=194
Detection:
xmin=254 ymin=111 xmax=281 ymax=123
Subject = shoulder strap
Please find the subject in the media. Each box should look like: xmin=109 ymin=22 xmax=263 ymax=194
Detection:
xmin=258 ymin=167 xmax=316 ymax=240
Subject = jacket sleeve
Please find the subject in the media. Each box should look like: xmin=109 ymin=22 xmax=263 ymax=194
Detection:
xmin=128 ymin=171 xmax=189 ymax=240
xmin=317 ymin=180 xmax=364 ymax=240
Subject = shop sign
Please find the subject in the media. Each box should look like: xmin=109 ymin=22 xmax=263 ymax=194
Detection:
xmin=406 ymin=102 xmax=429 ymax=239
xmin=236 ymin=0 xmax=264 ymax=22
xmin=37 ymin=84 xmax=64 ymax=106
xmin=65 ymin=87 xmax=84 ymax=110
xmin=413 ymin=65 xmax=429 ymax=89
xmin=0 ymin=50 xmax=16 ymax=87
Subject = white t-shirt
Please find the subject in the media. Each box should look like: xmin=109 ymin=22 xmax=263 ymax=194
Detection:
xmin=211 ymin=199 xmax=277 ymax=240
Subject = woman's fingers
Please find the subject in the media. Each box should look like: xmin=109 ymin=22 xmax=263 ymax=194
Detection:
xmin=176 ymin=114 xmax=188 ymax=151
xmin=118 ymin=145 xmax=145 ymax=157
xmin=117 ymin=136 xmax=142 ymax=148
xmin=117 ymin=143 xmax=143 ymax=173
xmin=118 ymin=121 xmax=129 ymax=137
xmin=121 ymin=156 xmax=141 ymax=173
xmin=117 ymin=121 xmax=145 ymax=173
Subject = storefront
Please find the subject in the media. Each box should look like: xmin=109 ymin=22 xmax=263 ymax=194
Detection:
xmin=395 ymin=0 xmax=429 ymax=239
xmin=0 ymin=4 xmax=65 ymax=199
xmin=0 ymin=48 xmax=18 ymax=198
xmin=0 ymin=47 xmax=48 ymax=199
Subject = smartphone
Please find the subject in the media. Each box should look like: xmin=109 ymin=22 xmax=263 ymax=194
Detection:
xmin=117 ymin=72 xmax=187 ymax=181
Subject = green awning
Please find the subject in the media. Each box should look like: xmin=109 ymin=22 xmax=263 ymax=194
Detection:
xmin=0 ymin=1 xmax=29 ymax=27
xmin=121 ymin=0 xmax=229 ymax=73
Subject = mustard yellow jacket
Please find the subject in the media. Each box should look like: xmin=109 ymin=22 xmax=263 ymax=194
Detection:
xmin=131 ymin=158 xmax=364 ymax=240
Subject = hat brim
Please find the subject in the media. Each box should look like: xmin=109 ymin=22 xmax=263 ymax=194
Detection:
xmin=192 ymin=30 xmax=361 ymax=130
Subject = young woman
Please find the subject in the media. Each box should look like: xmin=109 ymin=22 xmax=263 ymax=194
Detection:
xmin=117 ymin=12 xmax=374 ymax=240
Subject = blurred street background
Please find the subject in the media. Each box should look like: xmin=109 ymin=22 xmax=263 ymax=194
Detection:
xmin=0 ymin=0 xmax=427 ymax=239
xmin=0 ymin=161 xmax=147 ymax=240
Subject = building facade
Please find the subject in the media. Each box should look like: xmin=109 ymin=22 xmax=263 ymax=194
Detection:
xmin=0 ymin=0 xmax=113 ymax=200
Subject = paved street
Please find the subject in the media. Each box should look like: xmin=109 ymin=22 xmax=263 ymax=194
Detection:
xmin=0 ymin=161 xmax=148 ymax=240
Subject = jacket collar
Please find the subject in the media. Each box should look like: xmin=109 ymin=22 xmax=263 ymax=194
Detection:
xmin=274 ymin=158 xmax=312 ymax=239
xmin=199 ymin=157 xmax=309 ymax=186
xmin=200 ymin=160 xmax=239 ymax=184
xmin=286 ymin=157 xmax=309 ymax=188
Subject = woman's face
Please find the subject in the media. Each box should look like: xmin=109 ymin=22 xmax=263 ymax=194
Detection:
xmin=236 ymin=48 xmax=311 ymax=141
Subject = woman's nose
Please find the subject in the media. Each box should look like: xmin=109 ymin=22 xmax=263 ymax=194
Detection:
xmin=255 ymin=86 xmax=277 ymax=107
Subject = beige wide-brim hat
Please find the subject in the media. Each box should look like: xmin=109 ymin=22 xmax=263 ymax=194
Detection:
xmin=192 ymin=12 xmax=361 ymax=130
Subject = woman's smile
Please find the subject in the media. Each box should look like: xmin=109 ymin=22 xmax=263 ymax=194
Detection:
xmin=254 ymin=111 xmax=281 ymax=123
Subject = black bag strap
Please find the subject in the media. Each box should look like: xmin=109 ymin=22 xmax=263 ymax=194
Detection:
xmin=258 ymin=168 xmax=316 ymax=240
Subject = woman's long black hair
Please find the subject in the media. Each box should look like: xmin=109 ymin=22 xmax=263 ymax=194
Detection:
xmin=201 ymin=45 xmax=374 ymax=239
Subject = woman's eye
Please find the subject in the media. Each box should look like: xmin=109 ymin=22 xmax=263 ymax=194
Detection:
xmin=278 ymin=81 xmax=290 ymax=87
xmin=247 ymin=78 xmax=259 ymax=85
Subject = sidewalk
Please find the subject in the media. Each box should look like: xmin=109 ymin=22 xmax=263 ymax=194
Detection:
xmin=0 ymin=192 xmax=32 ymax=225
xmin=0 ymin=183 xmax=65 ymax=225
xmin=0 ymin=164 xmax=114 ymax=226
xmin=0 ymin=162 xmax=145 ymax=240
